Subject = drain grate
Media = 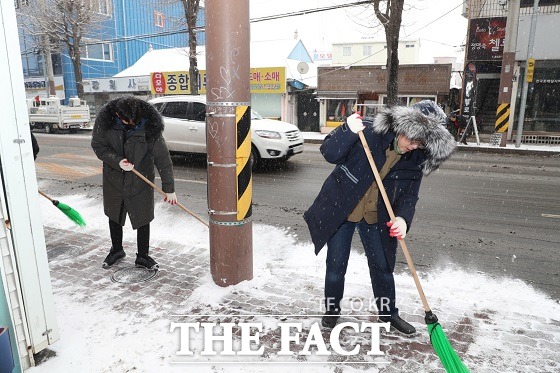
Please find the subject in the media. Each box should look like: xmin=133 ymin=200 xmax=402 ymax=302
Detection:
xmin=110 ymin=266 xmax=158 ymax=284
xmin=47 ymin=245 xmax=84 ymax=261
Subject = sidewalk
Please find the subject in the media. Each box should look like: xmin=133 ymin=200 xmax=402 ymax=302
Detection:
xmin=30 ymin=188 xmax=560 ymax=372
xmin=302 ymin=132 xmax=560 ymax=155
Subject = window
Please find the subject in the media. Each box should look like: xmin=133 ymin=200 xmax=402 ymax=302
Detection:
xmin=81 ymin=40 xmax=113 ymax=61
xmin=326 ymin=99 xmax=356 ymax=122
xmin=363 ymin=45 xmax=372 ymax=56
xmin=14 ymin=0 xmax=29 ymax=8
xmin=152 ymin=102 xmax=164 ymax=112
xmin=342 ymin=46 xmax=351 ymax=57
xmin=381 ymin=95 xmax=436 ymax=106
xmin=154 ymin=11 xmax=165 ymax=28
xmin=161 ymin=102 xmax=190 ymax=120
xmin=190 ymin=102 xmax=206 ymax=121
xmin=97 ymin=0 xmax=111 ymax=16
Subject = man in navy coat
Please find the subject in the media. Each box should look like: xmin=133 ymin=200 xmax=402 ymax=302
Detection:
xmin=304 ymin=101 xmax=456 ymax=335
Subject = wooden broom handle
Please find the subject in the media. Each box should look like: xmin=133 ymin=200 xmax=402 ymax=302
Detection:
xmin=131 ymin=168 xmax=209 ymax=227
xmin=38 ymin=189 xmax=54 ymax=202
xmin=358 ymin=131 xmax=431 ymax=313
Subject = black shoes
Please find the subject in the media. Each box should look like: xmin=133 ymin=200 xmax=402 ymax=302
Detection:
xmin=102 ymin=249 xmax=159 ymax=270
xmin=135 ymin=254 xmax=159 ymax=270
xmin=102 ymin=247 xmax=126 ymax=268
xmin=379 ymin=314 xmax=417 ymax=335
xmin=321 ymin=309 xmax=340 ymax=329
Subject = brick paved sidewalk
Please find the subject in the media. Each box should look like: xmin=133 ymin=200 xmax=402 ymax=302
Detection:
xmin=40 ymin=226 xmax=560 ymax=372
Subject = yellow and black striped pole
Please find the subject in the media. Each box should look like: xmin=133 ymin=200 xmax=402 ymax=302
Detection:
xmin=236 ymin=105 xmax=252 ymax=221
xmin=495 ymin=103 xmax=510 ymax=133
xmin=205 ymin=0 xmax=253 ymax=286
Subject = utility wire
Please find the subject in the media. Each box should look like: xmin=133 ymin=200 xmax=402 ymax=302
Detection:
xmin=85 ymin=1 xmax=374 ymax=45
xmin=302 ymin=1 xmax=467 ymax=82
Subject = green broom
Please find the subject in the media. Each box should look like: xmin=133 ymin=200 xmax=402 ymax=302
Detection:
xmin=38 ymin=190 xmax=86 ymax=227
xmin=358 ymin=132 xmax=469 ymax=372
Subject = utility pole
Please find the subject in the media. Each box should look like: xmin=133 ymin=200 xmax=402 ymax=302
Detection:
xmin=205 ymin=0 xmax=253 ymax=286
xmin=496 ymin=0 xmax=520 ymax=147
xmin=515 ymin=0 xmax=539 ymax=148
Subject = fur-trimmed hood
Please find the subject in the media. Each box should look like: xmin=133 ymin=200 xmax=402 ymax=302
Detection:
xmin=96 ymin=96 xmax=164 ymax=141
xmin=372 ymin=100 xmax=456 ymax=175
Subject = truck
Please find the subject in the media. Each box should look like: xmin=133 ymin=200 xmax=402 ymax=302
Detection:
xmin=27 ymin=96 xmax=91 ymax=134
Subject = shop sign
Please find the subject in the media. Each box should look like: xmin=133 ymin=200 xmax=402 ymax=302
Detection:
xmin=82 ymin=77 xmax=150 ymax=93
xmin=461 ymin=62 xmax=477 ymax=117
xmin=467 ymin=17 xmax=506 ymax=61
xmin=150 ymin=67 xmax=286 ymax=95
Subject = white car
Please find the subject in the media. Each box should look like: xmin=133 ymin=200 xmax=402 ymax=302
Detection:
xmin=149 ymin=95 xmax=304 ymax=169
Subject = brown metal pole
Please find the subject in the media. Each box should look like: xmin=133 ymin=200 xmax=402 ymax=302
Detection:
xmin=496 ymin=0 xmax=520 ymax=147
xmin=205 ymin=0 xmax=253 ymax=286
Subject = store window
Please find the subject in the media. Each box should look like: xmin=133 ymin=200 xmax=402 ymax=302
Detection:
xmin=326 ymin=99 xmax=356 ymax=123
xmin=381 ymin=95 xmax=436 ymax=106
xmin=518 ymin=61 xmax=560 ymax=132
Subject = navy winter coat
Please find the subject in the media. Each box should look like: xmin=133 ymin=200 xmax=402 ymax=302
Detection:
xmin=303 ymin=119 xmax=426 ymax=271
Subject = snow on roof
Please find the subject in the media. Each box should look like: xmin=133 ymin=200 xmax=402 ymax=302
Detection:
xmin=114 ymin=39 xmax=318 ymax=87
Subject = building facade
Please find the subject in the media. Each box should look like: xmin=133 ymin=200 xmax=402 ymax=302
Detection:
xmin=331 ymin=39 xmax=421 ymax=67
xmin=17 ymin=0 xmax=203 ymax=104
xmin=463 ymin=0 xmax=560 ymax=136
xmin=316 ymin=64 xmax=452 ymax=131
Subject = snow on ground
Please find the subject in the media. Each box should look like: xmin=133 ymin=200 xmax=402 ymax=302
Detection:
xmin=28 ymin=187 xmax=560 ymax=372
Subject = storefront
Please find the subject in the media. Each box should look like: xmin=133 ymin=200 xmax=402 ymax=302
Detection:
xmin=316 ymin=64 xmax=452 ymax=131
xmin=515 ymin=59 xmax=560 ymax=133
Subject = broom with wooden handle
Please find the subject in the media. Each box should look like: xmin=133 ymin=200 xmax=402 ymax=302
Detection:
xmin=358 ymin=131 xmax=469 ymax=373
xmin=38 ymin=190 xmax=86 ymax=227
xmin=131 ymin=168 xmax=209 ymax=228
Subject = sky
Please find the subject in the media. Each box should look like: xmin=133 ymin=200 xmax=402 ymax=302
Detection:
xmin=249 ymin=0 xmax=469 ymax=63
xmin=26 ymin=168 xmax=560 ymax=372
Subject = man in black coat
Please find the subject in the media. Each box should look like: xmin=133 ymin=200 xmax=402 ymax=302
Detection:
xmin=91 ymin=96 xmax=176 ymax=270
xmin=304 ymin=101 xmax=456 ymax=334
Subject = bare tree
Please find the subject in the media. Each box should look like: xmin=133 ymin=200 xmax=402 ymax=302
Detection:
xmin=373 ymin=0 xmax=405 ymax=107
xmin=180 ymin=0 xmax=202 ymax=95
xmin=18 ymin=0 xmax=105 ymax=99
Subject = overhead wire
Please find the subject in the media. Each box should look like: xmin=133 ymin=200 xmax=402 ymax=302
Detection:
xmin=81 ymin=1 xmax=466 ymax=85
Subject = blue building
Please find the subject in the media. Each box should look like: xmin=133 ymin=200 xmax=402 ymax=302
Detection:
xmin=17 ymin=0 xmax=204 ymax=104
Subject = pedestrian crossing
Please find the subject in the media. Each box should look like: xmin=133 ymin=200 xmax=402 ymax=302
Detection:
xmin=35 ymin=153 xmax=101 ymax=181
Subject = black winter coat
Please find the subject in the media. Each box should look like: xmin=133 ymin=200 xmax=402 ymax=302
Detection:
xmin=303 ymin=119 xmax=426 ymax=272
xmin=91 ymin=99 xmax=174 ymax=229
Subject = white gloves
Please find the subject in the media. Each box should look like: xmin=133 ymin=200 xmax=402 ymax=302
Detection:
xmin=119 ymin=159 xmax=134 ymax=171
xmin=164 ymin=192 xmax=177 ymax=205
xmin=387 ymin=216 xmax=407 ymax=239
xmin=346 ymin=113 xmax=365 ymax=133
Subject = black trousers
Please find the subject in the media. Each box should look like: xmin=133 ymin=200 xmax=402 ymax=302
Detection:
xmin=109 ymin=219 xmax=150 ymax=256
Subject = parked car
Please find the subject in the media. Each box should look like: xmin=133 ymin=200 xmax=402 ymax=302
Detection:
xmin=149 ymin=95 xmax=304 ymax=169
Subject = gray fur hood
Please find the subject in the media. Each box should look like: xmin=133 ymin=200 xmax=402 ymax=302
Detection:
xmin=372 ymin=100 xmax=456 ymax=175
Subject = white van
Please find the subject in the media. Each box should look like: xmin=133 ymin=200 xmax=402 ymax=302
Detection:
xmin=149 ymin=95 xmax=304 ymax=169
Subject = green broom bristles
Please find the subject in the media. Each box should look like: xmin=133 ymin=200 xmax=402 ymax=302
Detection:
xmin=52 ymin=200 xmax=86 ymax=227
xmin=427 ymin=319 xmax=470 ymax=373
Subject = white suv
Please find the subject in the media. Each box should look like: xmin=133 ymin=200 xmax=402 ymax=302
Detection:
xmin=149 ymin=95 xmax=304 ymax=169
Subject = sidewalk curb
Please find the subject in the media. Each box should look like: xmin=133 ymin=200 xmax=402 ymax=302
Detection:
xmin=303 ymin=138 xmax=560 ymax=156
xmin=455 ymin=144 xmax=560 ymax=156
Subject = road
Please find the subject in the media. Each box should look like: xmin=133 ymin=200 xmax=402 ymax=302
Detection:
xmin=34 ymin=131 xmax=560 ymax=300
